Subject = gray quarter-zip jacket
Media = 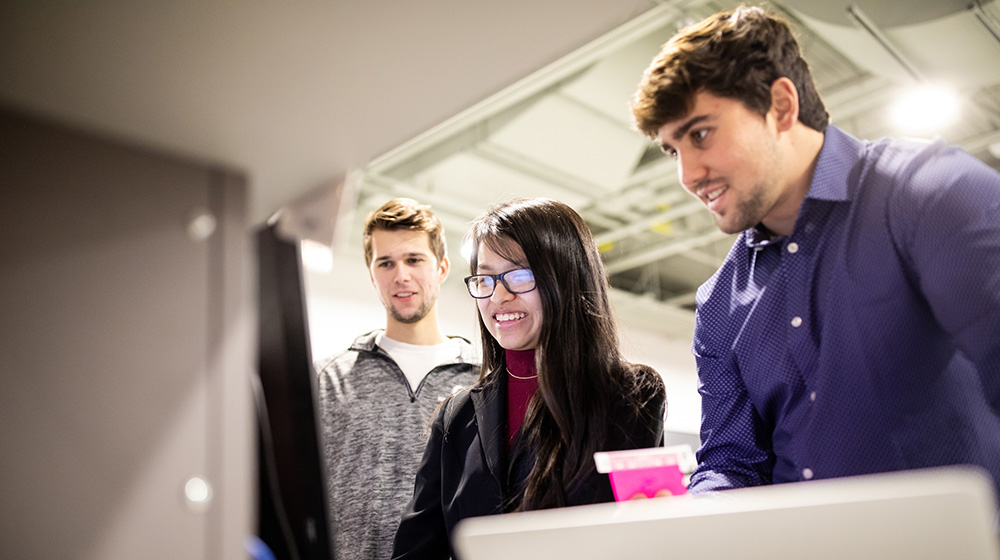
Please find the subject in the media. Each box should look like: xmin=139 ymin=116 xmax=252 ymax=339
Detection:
xmin=316 ymin=330 xmax=479 ymax=560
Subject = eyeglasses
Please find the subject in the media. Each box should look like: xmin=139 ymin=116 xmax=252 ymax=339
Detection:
xmin=464 ymin=268 xmax=536 ymax=299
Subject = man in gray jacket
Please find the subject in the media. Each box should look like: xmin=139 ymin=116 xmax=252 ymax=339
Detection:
xmin=315 ymin=198 xmax=479 ymax=560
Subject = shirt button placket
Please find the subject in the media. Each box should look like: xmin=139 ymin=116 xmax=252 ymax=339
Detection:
xmin=787 ymin=241 xmax=804 ymax=329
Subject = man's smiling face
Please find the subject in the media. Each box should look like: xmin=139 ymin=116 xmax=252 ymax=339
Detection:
xmin=656 ymin=91 xmax=787 ymax=235
xmin=368 ymin=228 xmax=448 ymax=327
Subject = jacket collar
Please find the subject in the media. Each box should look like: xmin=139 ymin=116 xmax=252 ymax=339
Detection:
xmin=348 ymin=329 xmax=478 ymax=365
xmin=470 ymin=364 xmax=507 ymax=486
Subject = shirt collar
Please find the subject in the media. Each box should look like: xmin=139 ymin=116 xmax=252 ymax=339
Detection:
xmin=805 ymin=125 xmax=865 ymax=203
xmin=743 ymin=125 xmax=864 ymax=249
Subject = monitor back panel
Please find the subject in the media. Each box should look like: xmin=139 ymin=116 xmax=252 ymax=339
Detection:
xmin=453 ymin=467 xmax=999 ymax=560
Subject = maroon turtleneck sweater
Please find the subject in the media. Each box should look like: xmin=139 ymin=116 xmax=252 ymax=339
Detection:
xmin=505 ymin=348 xmax=538 ymax=445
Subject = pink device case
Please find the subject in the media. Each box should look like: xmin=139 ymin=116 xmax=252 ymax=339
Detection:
xmin=594 ymin=447 xmax=689 ymax=501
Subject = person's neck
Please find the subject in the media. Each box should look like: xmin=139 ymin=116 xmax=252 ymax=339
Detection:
xmin=505 ymin=348 xmax=537 ymax=378
xmin=764 ymin=125 xmax=825 ymax=237
xmin=384 ymin=314 xmax=446 ymax=346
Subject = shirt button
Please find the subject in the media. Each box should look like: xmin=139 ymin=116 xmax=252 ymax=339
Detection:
xmin=787 ymin=242 xmax=799 ymax=254
xmin=803 ymin=468 xmax=814 ymax=480
xmin=791 ymin=316 xmax=803 ymax=327
xmin=810 ymin=391 xmax=817 ymax=401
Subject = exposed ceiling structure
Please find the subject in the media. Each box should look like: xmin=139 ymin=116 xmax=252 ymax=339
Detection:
xmin=2 ymin=1 xmax=999 ymax=342
xmin=352 ymin=0 xmax=1000 ymax=339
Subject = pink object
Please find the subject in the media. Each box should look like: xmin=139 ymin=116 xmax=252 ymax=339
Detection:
xmin=594 ymin=447 xmax=690 ymax=501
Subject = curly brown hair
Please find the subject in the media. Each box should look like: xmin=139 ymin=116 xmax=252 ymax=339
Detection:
xmin=631 ymin=4 xmax=828 ymax=138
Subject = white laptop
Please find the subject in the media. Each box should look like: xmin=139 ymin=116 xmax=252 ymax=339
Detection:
xmin=452 ymin=466 xmax=999 ymax=560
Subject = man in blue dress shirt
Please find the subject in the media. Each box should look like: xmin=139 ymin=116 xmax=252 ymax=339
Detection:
xmin=631 ymin=6 xmax=1000 ymax=495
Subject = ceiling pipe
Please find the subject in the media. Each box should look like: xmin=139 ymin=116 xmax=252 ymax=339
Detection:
xmin=604 ymin=228 xmax=732 ymax=274
xmin=593 ymin=200 xmax=704 ymax=247
xmin=845 ymin=3 xmax=924 ymax=82
xmin=972 ymin=0 xmax=1000 ymax=46
xmin=470 ymin=143 xmax=606 ymax=198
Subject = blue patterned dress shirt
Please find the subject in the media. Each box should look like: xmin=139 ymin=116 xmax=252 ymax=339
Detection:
xmin=688 ymin=126 xmax=1000 ymax=495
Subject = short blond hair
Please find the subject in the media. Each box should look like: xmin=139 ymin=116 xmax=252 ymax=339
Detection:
xmin=362 ymin=198 xmax=446 ymax=266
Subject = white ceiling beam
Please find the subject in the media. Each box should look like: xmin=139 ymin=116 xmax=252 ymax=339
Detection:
xmin=471 ymin=142 xmax=607 ymax=198
xmin=361 ymin=171 xmax=482 ymax=224
xmin=604 ymin=228 xmax=733 ymax=274
xmin=366 ymin=2 xmax=688 ymax=175
xmin=593 ymin=200 xmax=703 ymax=246
xmin=663 ymin=290 xmax=698 ymax=308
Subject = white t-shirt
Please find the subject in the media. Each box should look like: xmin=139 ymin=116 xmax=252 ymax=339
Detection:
xmin=376 ymin=332 xmax=464 ymax=391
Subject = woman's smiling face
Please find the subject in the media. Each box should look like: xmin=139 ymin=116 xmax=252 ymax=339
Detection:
xmin=475 ymin=241 xmax=543 ymax=352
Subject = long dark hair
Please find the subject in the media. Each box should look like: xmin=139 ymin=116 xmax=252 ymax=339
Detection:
xmin=468 ymin=198 xmax=657 ymax=511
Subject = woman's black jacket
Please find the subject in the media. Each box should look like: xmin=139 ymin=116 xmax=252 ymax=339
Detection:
xmin=391 ymin=363 xmax=666 ymax=559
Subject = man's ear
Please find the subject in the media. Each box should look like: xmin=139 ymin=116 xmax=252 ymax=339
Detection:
xmin=769 ymin=77 xmax=800 ymax=132
xmin=438 ymin=255 xmax=450 ymax=283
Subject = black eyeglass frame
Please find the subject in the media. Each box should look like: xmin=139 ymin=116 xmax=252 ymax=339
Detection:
xmin=463 ymin=268 xmax=536 ymax=299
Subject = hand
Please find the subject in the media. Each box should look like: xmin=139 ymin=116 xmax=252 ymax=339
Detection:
xmin=627 ymin=488 xmax=675 ymax=500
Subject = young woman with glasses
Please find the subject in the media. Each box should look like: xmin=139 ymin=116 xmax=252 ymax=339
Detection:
xmin=391 ymin=198 xmax=666 ymax=559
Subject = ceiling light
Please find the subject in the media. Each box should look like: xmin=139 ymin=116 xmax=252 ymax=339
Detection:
xmin=890 ymin=84 xmax=960 ymax=135
xmin=461 ymin=238 xmax=475 ymax=263
xmin=300 ymin=239 xmax=333 ymax=274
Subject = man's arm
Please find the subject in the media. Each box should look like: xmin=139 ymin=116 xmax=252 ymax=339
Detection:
xmin=687 ymin=342 xmax=776 ymax=493
xmin=895 ymin=144 xmax=1000 ymax=412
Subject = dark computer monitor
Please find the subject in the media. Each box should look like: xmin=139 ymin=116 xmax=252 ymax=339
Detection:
xmin=255 ymin=222 xmax=333 ymax=560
